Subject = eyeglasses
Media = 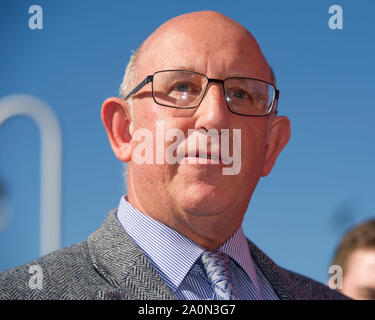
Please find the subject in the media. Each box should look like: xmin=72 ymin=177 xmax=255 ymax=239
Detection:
xmin=124 ymin=70 xmax=279 ymax=116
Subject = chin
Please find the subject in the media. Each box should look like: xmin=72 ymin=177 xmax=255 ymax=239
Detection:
xmin=174 ymin=182 xmax=234 ymax=216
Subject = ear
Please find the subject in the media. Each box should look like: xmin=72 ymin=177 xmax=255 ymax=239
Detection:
xmin=261 ymin=115 xmax=291 ymax=177
xmin=101 ymin=97 xmax=132 ymax=162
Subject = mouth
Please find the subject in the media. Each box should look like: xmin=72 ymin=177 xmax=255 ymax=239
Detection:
xmin=195 ymin=153 xmax=214 ymax=159
xmin=183 ymin=151 xmax=221 ymax=164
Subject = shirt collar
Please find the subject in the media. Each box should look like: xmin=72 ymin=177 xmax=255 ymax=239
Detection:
xmin=117 ymin=195 xmax=259 ymax=292
xmin=218 ymin=227 xmax=260 ymax=293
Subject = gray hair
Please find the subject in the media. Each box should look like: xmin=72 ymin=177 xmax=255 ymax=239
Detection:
xmin=119 ymin=48 xmax=140 ymax=120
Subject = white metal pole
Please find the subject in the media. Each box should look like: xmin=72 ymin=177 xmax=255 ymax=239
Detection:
xmin=0 ymin=94 xmax=62 ymax=256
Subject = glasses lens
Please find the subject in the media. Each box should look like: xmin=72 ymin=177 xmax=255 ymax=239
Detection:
xmin=224 ymin=78 xmax=275 ymax=115
xmin=152 ymin=71 xmax=207 ymax=108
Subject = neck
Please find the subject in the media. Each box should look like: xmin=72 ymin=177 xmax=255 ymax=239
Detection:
xmin=127 ymin=176 xmax=245 ymax=250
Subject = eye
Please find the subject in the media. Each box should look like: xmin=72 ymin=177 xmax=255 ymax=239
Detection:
xmin=172 ymin=82 xmax=193 ymax=93
xmin=227 ymin=89 xmax=251 ymax=101
xmin=174 ymin=82 xmax=191 ymax=93
xmin=232 ymin=90 xmax=247 ymax=99
xmin=169 ymin=81 xmax=200 ymax=97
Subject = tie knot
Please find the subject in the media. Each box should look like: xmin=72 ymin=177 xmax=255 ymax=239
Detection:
xmin=201 ymin=251 xmax=230 ymax=283
xmin=200 ymin=250 xmax=234 ymax=299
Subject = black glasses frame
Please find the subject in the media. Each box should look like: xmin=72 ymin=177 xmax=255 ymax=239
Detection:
xmin=124 ymin=70 xmax=279 ymax=117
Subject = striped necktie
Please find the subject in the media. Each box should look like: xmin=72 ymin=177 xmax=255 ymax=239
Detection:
xmin=201 ymin=250 xmax=234 ymax=300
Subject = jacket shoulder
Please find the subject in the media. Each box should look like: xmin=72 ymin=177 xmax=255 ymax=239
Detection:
xmin=246 ymin=238 xmax=350 ymax=300
xmin=0 ymin=241 xmax=105 ymax=300
xmin=285 ymin=269 xmax=350 ymax=300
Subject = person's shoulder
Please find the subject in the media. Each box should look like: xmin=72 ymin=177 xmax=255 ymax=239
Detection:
xmin=246 ymin=238 xmax=350 ymax=300
xmin=0 ymin=241 xmax=101 ymax=300
xmin=283 ymin=268 xmax=350 ymax=300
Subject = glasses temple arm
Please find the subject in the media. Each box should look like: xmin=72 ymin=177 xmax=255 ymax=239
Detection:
xmin=124 ymin=75 xmax=153 ymax=100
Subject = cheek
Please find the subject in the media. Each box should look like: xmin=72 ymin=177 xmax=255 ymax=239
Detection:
xmin=130 ymin=107 xmax=190 ymax=179
xmin=135 ymin=102 xmax=159 ymax=128
xmin=133 ymin=101 xmax=192 ymax=133
xmin=239 ymin=123 xmax=268 ymax=175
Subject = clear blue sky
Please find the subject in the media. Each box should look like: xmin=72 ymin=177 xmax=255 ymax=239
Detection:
xmin=1 ymin=0 xmax=374 ymax=284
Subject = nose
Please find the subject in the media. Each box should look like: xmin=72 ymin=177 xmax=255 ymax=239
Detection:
xmin=194 ymin=82 xmax=230 ymax=132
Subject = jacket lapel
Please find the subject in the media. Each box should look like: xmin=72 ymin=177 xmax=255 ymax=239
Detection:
xmin=247 ymin=239 xmax=297 ymax=300
xmin=87 ymin=209 xmax=176 ymax=300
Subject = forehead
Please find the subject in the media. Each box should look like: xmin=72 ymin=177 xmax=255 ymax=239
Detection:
xmin=137 ymin=22 xmax=270 ymax=81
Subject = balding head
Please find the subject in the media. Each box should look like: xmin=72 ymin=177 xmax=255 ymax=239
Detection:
xmin=120 ymin=11 xmax=275 ymax=100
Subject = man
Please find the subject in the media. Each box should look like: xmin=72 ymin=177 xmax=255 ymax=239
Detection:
xmin=331 ymin=219 xmax=375 ymax=299
xmin=0 ymin=11 xmax=348 ymax=300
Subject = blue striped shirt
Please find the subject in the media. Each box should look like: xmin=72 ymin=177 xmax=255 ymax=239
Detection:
xmin=117 ymin=196 xmax=279 ymax=300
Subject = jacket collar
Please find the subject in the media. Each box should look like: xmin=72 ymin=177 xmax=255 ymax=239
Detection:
xmin=87 ymin=209 xmax=176 ymax=300
xmin=246 ymin=239 xmax=297 ymax=300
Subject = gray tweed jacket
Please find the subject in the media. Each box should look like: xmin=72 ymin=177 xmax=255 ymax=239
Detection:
xmin=0 ymin=209 xmax=348 ymax=300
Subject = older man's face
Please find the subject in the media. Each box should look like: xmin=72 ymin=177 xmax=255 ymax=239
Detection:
xmin=125 ymin=14 xmax=289 ymax=233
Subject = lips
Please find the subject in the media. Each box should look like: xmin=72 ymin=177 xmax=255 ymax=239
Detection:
xmin=182 ymin=149 xmax=222 ymax=165
xmin=173 ymin=129 xmax=232 ymax=165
